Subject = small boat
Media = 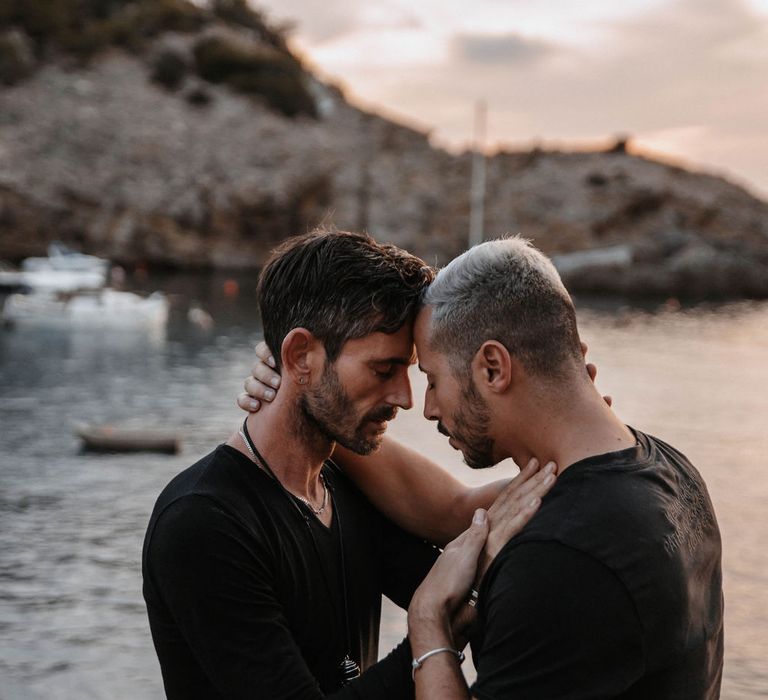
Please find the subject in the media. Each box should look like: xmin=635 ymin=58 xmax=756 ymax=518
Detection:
xmin=76 ymin=425 xmax=181 ymax=454
xmin=2 ymin=289 xmax=169 ymax=329
xmin=0 ymin=243 xmax=109 ymax=293
xmin=0 ymin=261 xmax=29 ymax=292
xmin=0 ymin=267 xmax=108 ymax=293
xmin=551 ymin=244 xmax=634 ymax=276
xmin=22 ymin=242 xmax=108 ymax=274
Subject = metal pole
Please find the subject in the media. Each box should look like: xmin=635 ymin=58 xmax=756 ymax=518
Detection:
xmin=469 ymin=100 xmax=487 ymax=248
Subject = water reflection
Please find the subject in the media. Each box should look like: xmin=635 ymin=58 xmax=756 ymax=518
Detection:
xmin=0 ymin=277 xmax=766 ymax=699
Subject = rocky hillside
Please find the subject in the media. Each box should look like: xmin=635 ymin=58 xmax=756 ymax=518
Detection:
xmin=1 ymin=0 xmax=767 ymax=298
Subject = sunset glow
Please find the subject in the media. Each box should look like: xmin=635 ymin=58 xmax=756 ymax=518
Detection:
xmin=257 ymin=0 xmax=768 ymax=196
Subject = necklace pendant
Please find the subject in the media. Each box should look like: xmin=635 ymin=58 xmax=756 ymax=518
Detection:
xmin=339 ymin=655 xmax=360 ymax=685
xmin=299 ymin=473 xmax=328 ymax=515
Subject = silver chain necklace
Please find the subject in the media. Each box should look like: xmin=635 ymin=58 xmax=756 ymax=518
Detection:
xmin=238 ymin=418 xmax=360 ymax=685
xmin=238 ymin=427 xmax=329 ymax=515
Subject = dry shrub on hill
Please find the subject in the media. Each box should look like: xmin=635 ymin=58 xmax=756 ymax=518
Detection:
xmin=193 ymin=35 xmax=315 ymax=117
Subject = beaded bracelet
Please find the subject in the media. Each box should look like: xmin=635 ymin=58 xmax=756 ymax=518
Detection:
xmin=411 ymin=647 xmax=466 ymax=680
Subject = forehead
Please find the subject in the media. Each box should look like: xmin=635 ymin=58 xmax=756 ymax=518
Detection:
xmin=414 ymin=306 xmax=432 ymax=353
xmin=337 ymin=323 xmax=415 ymax=363
xmin=414 ymin=307 xmax=445 ymax=370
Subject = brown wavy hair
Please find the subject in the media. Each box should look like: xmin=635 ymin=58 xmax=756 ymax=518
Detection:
xmin=258 ymin=229 xmax=434 ymax=369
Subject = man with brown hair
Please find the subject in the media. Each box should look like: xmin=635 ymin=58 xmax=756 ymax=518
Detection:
xmin=143 ymin=229 xmax=553 ymax=699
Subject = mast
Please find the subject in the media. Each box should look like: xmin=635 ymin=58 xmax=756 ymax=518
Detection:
xmin=469 ymin=100 xmax=487 ymax=248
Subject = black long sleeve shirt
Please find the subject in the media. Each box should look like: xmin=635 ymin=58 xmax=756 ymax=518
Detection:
xmin=143 ymin=445 xmax=438 ymax=699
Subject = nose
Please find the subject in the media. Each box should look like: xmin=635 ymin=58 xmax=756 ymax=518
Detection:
xmin=423 ymin=386 xmax=439 ymax=422
xmin=389 ymin=368 xmax=413 ymax=411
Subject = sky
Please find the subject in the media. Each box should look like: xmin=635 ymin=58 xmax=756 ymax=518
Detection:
xmin=253 ymin=0 xmax=768 ymax=198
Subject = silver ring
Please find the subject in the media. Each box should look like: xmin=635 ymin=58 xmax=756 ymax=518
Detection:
xmin=467 ymin=588 xmax=479 ymax=608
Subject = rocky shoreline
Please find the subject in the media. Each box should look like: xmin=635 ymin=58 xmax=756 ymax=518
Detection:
xmin=1 ymin=10 xmax=767 ymax=299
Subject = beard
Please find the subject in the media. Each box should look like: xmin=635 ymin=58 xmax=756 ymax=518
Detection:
xmin=438 ymin=377 xmax=496 ymax=470
xmin=299 ymin=362 xmax=397 ymax=455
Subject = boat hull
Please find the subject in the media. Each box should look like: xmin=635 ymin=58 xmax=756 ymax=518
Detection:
xmin=76 ymin=426 xmax=180 ymax=454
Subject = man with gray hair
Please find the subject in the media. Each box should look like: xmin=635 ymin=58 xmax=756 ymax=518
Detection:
xmin=406 ymin=236 xmax=723 ymax=699
xmin=244 ymin=236 xmax=723 ymax=698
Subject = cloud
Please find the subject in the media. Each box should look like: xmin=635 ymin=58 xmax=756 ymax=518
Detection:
xmin=253 ymin=0 xmax=768 ymax=193
xmin=256 ymin=0 xmax=423 ymax=45
xmin=257 ymin=0 xmax=363 ymax=43
xmin=412 ymin=0 xmax=768 ymax=142
xmin=566 ymin=0 xmax=768 ymax=132
xmin=452 ymin=32 xmax=557 ymax=65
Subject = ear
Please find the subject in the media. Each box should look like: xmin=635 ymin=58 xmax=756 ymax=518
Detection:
xmin=473 ymin=340 xmax=513 ymax=393
xmin=281 ymin=328 xmax=326 ymax=386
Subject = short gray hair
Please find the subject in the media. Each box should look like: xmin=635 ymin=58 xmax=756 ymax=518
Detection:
xmin=423 ymin=236 xmax=582 ymax=379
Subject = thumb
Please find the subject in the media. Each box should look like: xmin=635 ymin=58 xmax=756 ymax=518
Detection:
xmin=446 ymin=508 xmax=489 ymax=553
xmin=465 ymin=509 xmax=489 ymax=550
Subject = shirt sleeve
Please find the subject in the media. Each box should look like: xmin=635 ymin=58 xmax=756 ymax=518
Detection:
xmin=145 ymin=495 xmax=415 ymax=700
xmin=471 ymin=541 xmax=644 ymax=700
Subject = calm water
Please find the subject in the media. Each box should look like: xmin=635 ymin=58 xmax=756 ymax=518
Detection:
xmin=0 ymin=273 xmax=766 ymax=699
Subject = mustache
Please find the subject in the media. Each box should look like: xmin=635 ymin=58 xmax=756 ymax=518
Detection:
xmin=365 ymin=406 xmax=398 ymax=423
xmin=437 ymin=422 xmax=451 ymax=438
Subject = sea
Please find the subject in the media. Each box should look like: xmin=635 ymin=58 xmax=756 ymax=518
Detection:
xmin=0 ymin=270 xmax=766 ymax=699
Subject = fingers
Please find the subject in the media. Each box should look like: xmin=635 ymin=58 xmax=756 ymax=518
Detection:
xmin=250 ymin=358 xmax=281 ymax=389
xmin=479 ymin=496 xmax=543 ymax=578
xmin=239 ymin=343 xmax=281 ymax=412
xmin=244 ymin=375 xmax=277 ymax=402
xmin=500 ymin=457 xmax=541 ymax=495
xmin=447 ymin=509 xmax=489 ymax=603
xmin=513 ymin=461 xmax=556 ymax=502
xmin=238 ymin=344 xmax=280 ymax=411
xmin=478 ymin=462 xmax=556 ymax=577
xmin=516 ymin=456 xmax=541 ymax=481
xmin=487 ymin=461 xmax=556 ymax=521
xmin=255 ymin=341 xmax=276 ymax=367
xmin=470 ymin=507 xmax=489 ymax=540
xmin=237 ymin=392 xmax=261 ymax=413
xmin=412 ymin=509 xmax=489 ymax=616
xmin=445 ymin=508 xmax=489 ymax=551
xmin=488 ymin=496 xmax=542 ymax=546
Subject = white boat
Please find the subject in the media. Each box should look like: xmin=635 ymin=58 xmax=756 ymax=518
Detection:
xmin=0 ymin=267 xmax=108 ymax=292
xmin=0 ymin=243 xmax=109 ymax=292
xmin=22 ymin=242 xmax=108 ymax=273
xmin=2 ymin=289 xmax=169 ymax=329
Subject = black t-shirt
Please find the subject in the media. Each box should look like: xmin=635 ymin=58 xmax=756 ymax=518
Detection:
xmin=142 ymin=445 xmax=439 ymax=699
xmin=471 ymin=430 xmax=724 ymax=700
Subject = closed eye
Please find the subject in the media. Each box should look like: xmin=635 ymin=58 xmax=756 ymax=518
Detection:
xmin=373 ymin=364 xmax=395 ymax=380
